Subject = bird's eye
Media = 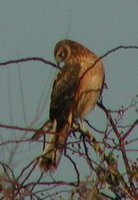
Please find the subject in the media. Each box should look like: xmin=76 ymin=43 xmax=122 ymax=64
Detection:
xmin=58 ymin=51 xmax=64 ymax=59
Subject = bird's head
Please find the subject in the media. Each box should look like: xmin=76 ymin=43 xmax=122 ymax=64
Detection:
xmin=54 ymin=40 xmax=72 ymax=66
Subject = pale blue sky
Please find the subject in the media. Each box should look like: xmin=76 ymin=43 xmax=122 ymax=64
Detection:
xmin=0 ymin=1 xmax=138 ymax=199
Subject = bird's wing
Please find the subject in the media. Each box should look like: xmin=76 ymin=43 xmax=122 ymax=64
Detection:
xmin=50 ymin=63 xmax=80 ymax=131
xmin=38 ymin=64 xmax=81 ymax=173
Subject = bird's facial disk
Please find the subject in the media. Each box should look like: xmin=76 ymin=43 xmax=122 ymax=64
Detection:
xmin=54 ymin=45 xmax=71 ymax=67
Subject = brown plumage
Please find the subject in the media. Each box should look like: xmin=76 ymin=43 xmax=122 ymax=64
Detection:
xmin=35 ymin=39 xmax=105 ymax=172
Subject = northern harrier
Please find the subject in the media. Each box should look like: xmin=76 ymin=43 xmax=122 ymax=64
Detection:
xmin=33 ymin=39 xmax=105 ymax=172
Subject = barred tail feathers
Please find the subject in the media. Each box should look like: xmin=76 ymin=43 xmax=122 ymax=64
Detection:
xmin=38 ymin=122 xmax=70 ymax=173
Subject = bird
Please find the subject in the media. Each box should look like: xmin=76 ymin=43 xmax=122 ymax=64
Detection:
xmin=33 ymin=39 xmax=105 ymax=173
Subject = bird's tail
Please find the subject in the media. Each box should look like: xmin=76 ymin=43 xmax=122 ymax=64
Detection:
xmin=38 ymin=120 xmax=70 ymax=173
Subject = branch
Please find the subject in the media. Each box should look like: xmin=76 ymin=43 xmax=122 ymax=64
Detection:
xmin=122 ymin=118 xmax=138 ymax=141
xmin=0 ymin=57 xmax=60 ymax=69
xmin=65 ymin=153 xmax=80 ymax=186
xmin=97 ymin=102 xmax=136 ymax=197
xmin=79 ymin=45 xmax=138 ymax=84
xmin=0 ymin=123 xmax=35 ymax=132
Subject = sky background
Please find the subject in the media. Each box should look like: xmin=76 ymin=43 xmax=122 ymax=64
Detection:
xmin=0 ymin=0 xmax=138 ymax=199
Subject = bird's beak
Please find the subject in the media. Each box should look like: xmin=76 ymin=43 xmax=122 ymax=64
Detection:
xmin=56 ymin=60 xmax=64 ymax=68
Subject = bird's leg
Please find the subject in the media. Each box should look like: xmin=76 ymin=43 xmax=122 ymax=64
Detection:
xmin=78 ymin=118 xmax=87 ymax=133
xmin=77 ymin=119 xmax=104 ymax=156
xmin=72 ymin=118 xmax=86 ymax=132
